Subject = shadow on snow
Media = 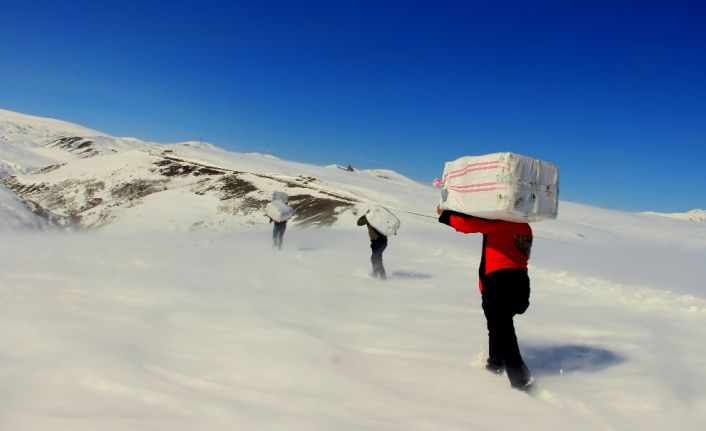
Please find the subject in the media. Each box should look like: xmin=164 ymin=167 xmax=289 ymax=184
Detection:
xmin=522 ymin=345 xmax=624 ymax=376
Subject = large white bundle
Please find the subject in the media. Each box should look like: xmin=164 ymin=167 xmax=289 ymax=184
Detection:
xmin=365 ymin=205 xmax=400 ymax=236
xmin=266 ymin=200 xmax=294 ymax=222
xmin=437 ymin=152 xmax=559 ymax=222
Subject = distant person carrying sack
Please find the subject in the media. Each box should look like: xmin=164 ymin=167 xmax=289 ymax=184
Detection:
xmin=356 ymin=206 xmax=400 ymax=280
xmin=357 ymin=213 xmax=388 ymax=280
xmin=437 ymin=206 xmax=534 ymax=392
xmin=266 ymin=192 xmax=294 ymax=250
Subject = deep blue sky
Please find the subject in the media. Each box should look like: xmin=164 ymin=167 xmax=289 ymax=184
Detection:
xmin=1 ymin=0 xmax=705 ymax=212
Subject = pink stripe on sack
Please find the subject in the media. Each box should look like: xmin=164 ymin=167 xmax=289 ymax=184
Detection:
xmin=452 ymin=182 xmax=499 ymax=188
xmin=443 ymin=162 xmax=511 ymax=183
xmin=448 ymin=185 xmax=506 ymax=193
xmin=448 ymin=182 xmax=508 ymax=193
xmin=443 ymin=166 xmax=499 ymax=183
xmin=445 ymin=162 xmax=499 ymax=179
xmin=446 ymin=160 xmax=499 ymax=176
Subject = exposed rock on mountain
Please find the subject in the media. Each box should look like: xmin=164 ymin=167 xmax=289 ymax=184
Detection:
xmin=0 ymin=108 xmax=429 ymax=231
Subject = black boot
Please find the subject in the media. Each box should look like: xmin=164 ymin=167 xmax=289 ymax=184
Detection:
xmin=506 ymin=362 xmax=534 ymax=392
xmin=485 ymin=358 xmax=505 ymax=375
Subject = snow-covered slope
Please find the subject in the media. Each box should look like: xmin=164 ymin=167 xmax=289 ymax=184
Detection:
xmin=642 ymin=209 xmax=706 ymax=223
xmin=1 ymin=212 xmax=705 ymax=430
xmin=1 ymin=109 xmax=706 ymax=430
xmin=0 ymin=108 xmax=149 ymax=176
xmin=0 ymin=185 xmax=53 ymax=231
xmin=1 ymin=109 xmax=429 ymax=231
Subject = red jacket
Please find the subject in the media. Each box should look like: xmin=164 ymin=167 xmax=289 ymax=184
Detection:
xmin=439 ymin=210 xmax=532 ymax=291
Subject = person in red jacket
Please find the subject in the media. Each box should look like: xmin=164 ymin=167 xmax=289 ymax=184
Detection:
xmin=437 ymin=206 xmax=534 ymax=391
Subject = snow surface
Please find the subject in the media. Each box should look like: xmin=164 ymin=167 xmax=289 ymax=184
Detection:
xmin=642 ymin=209 xmax=706 ymax=223
xmin=1 ymin=108 xmax=706 ymax=429
xmin=2 ymin=214 xmax=705 ymax=430
xmin=0 ymin=108 xmax=114 ymax=173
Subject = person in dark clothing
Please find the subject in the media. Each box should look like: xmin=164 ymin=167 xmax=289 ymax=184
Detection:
xmin=357 ymin=214 xmax=388 ymax=280
xmin=437 ymin=206 xmax=534 ymax=391
xmin=269 ymin=217 xmax=287 ymax=250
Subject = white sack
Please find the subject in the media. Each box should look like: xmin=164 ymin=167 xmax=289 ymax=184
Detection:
xmin=365 ymin=205 xmax=401 ymax=236
xmin=272 ymin=191 xmax=289 ymax=204
xmin=266 ymin=200 xmax=294 ymax=222
xmin=438 ymin=152 xmax=559 ymax=222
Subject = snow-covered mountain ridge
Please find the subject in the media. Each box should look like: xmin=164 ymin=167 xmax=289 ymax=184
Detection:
xmin=1 ymin=109 xmax=427 ymax=231
xmin=4 ymin=108 xmax=704 ymax=233
xmin=642 ymin=209 xmax=706 ymax=223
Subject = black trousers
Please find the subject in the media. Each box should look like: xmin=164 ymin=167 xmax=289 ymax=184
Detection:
xmin=481 ymin=269 xmax=531 ymax=388
xmin=272 ymin=221 xmax=286 ymax=249
xmin=370 ymin=239 xmax=388 ymax=278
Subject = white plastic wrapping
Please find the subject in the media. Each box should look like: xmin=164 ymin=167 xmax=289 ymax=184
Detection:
xmin=266 ymin=200 xmax=294 ymax=222
xmin=272 ymin=191 xmax=289 ymax=204
xmin=365 ymin=205 xmax=401 ymax=236
xmin=437 ymin=152 xmax=559 ymax=222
